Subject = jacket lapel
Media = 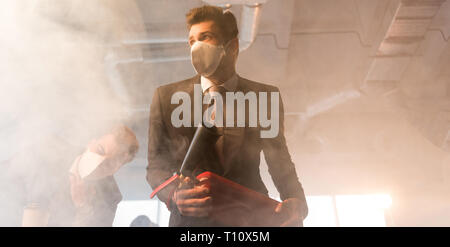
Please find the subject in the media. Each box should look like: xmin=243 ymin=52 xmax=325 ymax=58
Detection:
xmin=187 ymin=75 xmax=201 ymax=140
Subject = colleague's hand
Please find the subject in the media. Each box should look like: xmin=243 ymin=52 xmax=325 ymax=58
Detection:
xmin=70 ymin=172 xmax=96 ymax=208
xmin=173 ymin=176 xmax=212 ymax=217
xmin=275 ymin=198 xmax=305 ymax=227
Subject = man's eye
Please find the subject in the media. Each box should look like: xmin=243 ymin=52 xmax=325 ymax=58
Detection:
xmin=97 ymin=145 xmax=105 ymax=155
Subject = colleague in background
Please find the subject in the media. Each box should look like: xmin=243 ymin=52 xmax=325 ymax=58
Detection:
xmin=21 ymin=125 xmax=139 ymax=227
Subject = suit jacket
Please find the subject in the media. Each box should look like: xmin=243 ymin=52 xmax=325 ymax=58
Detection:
xmin=147 ymin=74 xmax=308 ymax=226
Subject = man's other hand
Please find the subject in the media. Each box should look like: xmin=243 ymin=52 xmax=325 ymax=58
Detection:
xmin=173 ymin=176 xmax=212 ymax=217
xmin=275 ymin=198 xmax=305 ymax=227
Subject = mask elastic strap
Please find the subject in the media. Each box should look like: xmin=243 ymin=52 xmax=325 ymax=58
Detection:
xmin=222 ymin=37 xmax=236 ymax=55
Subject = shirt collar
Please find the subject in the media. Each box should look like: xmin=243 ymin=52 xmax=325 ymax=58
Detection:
xmin=200 ymin=73 xmax=238 ymax=93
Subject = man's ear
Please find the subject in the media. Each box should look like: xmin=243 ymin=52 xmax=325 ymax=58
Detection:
xmin=230 ymin=37 xmax=239 ymax=55
xmin=123 ymin=152 xmax=134 ymax=164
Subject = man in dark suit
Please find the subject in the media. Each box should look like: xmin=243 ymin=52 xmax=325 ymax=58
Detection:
xmin=147 ymin=5 xmax=308 ymax=227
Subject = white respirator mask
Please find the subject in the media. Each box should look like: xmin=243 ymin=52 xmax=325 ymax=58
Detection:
xmin=190 ymin=41 xmax=229 ymax=77
xmin=76 ymin=150 xmax=106 ymax=180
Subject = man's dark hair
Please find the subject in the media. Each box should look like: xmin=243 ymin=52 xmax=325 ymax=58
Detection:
xmin=186 ymin=5 xmax=238 ymax=43
xmin=110 ymin=124 xmax=139 ymax=157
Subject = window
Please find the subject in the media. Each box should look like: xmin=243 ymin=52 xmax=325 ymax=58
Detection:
xmin=304 ymin=194 xmax=392 ymax=227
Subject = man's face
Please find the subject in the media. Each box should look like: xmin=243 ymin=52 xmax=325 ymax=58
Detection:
xmin=188 ymin=20 xmax=238 ymax=78
xmin=188 ymin=20 xmax=223 ymax=47
xmin=86 ymin=134 xmax=131 ymax=179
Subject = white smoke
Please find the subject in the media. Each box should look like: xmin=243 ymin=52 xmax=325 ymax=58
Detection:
xmin=0 ymin=0 xmax=145 ymax=226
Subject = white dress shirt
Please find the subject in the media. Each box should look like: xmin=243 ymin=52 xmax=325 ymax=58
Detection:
xmin=200 ymin=73 xmax=238 ymax=93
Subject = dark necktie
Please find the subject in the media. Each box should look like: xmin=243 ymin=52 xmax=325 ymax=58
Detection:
xmin=206 ymin=85 xmax=226 ymax=167
xmin=204 ymin=85 xmax=245 ymax=175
